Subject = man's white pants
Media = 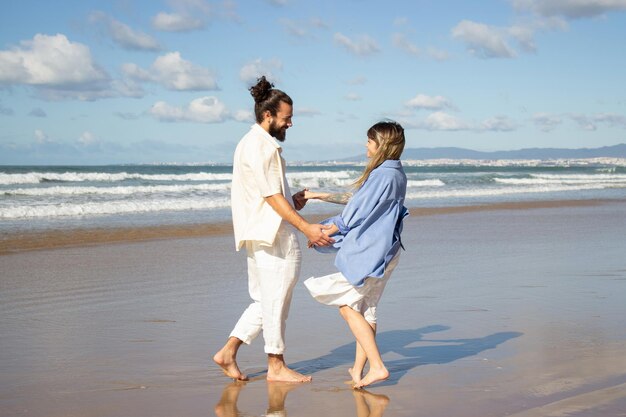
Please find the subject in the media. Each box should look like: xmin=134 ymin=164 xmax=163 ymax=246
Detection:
xmin=230 ymin=224 xmax=301 ymax=355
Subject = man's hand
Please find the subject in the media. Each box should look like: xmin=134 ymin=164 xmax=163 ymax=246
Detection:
xmin=304 ymin=223 xmax=335 ymax=247
xmin=292 ymin=189 xmax=308 ymax=211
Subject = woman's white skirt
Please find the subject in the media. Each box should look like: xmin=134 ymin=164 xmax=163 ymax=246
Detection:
xmin=303 ymin=254 xmax=399 ymax=323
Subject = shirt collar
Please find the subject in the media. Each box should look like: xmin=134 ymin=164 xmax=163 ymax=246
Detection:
xmin=380 ymin=159 xmax=402 ymax=169
xmin=251 ymin=123 xmax=282 ymax=150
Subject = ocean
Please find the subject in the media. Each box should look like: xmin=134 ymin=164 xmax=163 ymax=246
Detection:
xmin=1 ymin=160 xmax=626 ymax=234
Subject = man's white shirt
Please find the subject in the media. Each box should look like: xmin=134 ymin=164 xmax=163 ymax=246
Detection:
xmin=231 ymin=124 xmax=294 ymax=251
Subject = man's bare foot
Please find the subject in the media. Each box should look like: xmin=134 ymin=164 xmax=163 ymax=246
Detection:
xmin=267 ymin=355 xmax=311 ymax=383
xmin=267 ymin=365 xmax=312 ymax=382
xmin=213 ymin=348 xmax=248 ymax=381
xmin=353 ymin=366 xmax=388 ymax=389
xmin=349 ymin=367 xmax=363 ymax=385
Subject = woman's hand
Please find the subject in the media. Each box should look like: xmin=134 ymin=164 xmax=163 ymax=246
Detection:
xmin=304 ymin=190 xmax=322 ymax=200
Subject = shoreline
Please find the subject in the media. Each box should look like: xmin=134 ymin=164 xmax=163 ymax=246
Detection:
xmin=1 ymin=198 xmax=622 ymax=255
xmin=1 ymin=198 xmax=625 ymax=416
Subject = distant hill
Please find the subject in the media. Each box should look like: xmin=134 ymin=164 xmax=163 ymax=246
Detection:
xmin=338 ymin=143 xmax=626 ymax=162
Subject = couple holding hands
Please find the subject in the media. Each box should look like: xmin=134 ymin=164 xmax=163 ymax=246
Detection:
xmin=213 ymin=77 xmax=408 ymax=389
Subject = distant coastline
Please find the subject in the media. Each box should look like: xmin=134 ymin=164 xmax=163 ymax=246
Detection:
xmin=330 ymin=143 xmax=626 ymax=164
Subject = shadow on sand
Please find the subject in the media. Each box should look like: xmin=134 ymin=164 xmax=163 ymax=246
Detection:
xmin=277 ymin=325 xmax=522 ymax=386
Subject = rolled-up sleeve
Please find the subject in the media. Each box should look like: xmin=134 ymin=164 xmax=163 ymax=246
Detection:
xmin=249 ymin=146 xmax=283 ymax=198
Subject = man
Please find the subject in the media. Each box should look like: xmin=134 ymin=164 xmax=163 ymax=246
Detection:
xmin=213 ymin=76 xmax=333 ymax=382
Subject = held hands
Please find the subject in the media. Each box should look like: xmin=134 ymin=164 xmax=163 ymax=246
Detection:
xmin=292 ymin=188 xmax=338 ymax=247
xmin=305 ymin=223 xmax=335 ymax=248
xmin=307 ymin=223 xmax=338 ymax=248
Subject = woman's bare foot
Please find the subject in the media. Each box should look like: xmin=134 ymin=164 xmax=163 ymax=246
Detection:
xmin=213 ymin=347 xmax=248 ymax=381
xmin=353 ymin=366 xmax=389 ymax=389
xmin=349 ymin=367 xmax=363 ymax=385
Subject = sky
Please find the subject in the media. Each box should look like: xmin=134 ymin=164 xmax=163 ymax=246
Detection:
xmin=1 ymin=0 xmax=625 ymax=165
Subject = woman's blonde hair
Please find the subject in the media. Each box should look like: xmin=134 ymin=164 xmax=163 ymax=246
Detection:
xmin=353 ymin=120 xmax=405 ymax=189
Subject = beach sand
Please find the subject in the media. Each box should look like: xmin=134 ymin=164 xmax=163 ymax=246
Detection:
xmin=1 ymin=200 xmax=626 ymax=416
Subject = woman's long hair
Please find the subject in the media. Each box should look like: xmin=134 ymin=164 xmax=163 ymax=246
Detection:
xmin=353 ymin=120 xmax=405 ymax=189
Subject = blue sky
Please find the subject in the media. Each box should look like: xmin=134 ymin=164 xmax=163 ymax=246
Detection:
xmin=1 ymin=0 xmax=625 ymax=165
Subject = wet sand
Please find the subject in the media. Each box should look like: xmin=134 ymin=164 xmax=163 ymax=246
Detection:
xmin=1 ymin=200 xmax=626 ymax=416
xmin=0 ymin=199 xmax=610 ymax=255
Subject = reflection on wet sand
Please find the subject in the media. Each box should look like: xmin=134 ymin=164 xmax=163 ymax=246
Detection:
xmin=214 ymin=380 xmax=303 ymax=417
xmin=214 ymin=380 xmax=390 ymax=417
xmin=214 ymin=381 xmax=246 ymax=417
xmin=353 ymin=389 xmax=390 ymax=417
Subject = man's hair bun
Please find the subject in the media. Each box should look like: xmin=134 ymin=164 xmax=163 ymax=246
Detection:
xmin=249 ymin=76 xmax=274 ymax=103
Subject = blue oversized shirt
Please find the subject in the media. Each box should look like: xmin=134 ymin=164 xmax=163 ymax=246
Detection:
xmin=315 ymin=159 xmax=409 ymax=287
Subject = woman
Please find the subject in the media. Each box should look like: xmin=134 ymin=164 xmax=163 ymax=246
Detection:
xmin=304 ymin=120 xmax=408 ymax=388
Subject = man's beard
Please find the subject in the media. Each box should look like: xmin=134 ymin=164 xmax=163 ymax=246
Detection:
xmin=269 ymin=120 xmax=287 ymax=142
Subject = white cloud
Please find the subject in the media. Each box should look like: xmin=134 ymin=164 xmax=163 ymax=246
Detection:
xmin=452 ymin=20 xmax=516 ymax=58
xmin=0 ymin=34 xmax=108 ymax=86
xmin=149 ymin=96 xmax=229 ymax=123
xmin=334 ymin=33 xmax=380 ymax=56
xmin=336 ymin=111 xmax=359 ymax=123
xmin=90 ymin=12 xmax=161 ymax=51
xmin=280 ymin=19 xmax=309 ymax=38
xmin=427 ymin=47 xmax=451 ymax=61
xmin=592 ymin=113 xmax=626 ymax=128
xmin=150 ymin=101 xmax=187 ymax=122
xmin=0 ymin=34 xmax=127 ymax=100
xmin=296 ymin=107 xmax=321 ymax=117
xmin=512 ymin=0 xmax=626 ymax=19
xmin=153 ymin=52 xmax=217 ymax=90
xmin=233 ymin=109 xmax=254 ymax=122
xmin=532 ymin=113 xmax=563 ymax=132
xmin=168 ymin=0 xmax=211 ymax=14
xmin=115 ymin=111 xmax=141 ymax=120
xmin=124 ymin=52 xmax=218 ymax=91
xmin=239 ymin=58 xmax=283 ymax=84
xmin=78 ymin=131 xmax=98 ymax=145
xmin=344 ymin=93 xmax=362 ymax=101
xmin=394 ymin=17 xmax=409 ymax=27
xmin=280 ymin=17 xmax=329 ymax=39
xmin=530 ymin=112 xmax=626 ymax=132
xmin=153 ymin=0 xmax=213 ymax=30
xmin=310 ymin=17 xmax=329 ymax=29
xmin=424 ymin=111 xmax=471 ymax=130
xmin=405 ymin=94 xmax=455 ymax=111
xmin=220 ymin=0 xmax=241 ymax=22
xmin=121 ymin=63 xmax=152 ymax=81
xmin=402 ymin=112 xmax=519 ymax=132
xmin=570 ymin=113 xmax=626 ymax=130
xmin=508 ymin=24 xmax=537 ymax=52
xmin=34 ymin=129 xmax=48 ymax=143
xmin=481 ymin=116 xmax=519 ymax=131
xmin=392 ymin=33 xmax=421 ymax=57
xmin=152 ymin=12 xmax=205 ymax=31
xmin=347 ymin=76 xmax=367 ymax=85
xmin=111 ymin=77 xmax=146 ymax=98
